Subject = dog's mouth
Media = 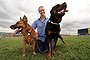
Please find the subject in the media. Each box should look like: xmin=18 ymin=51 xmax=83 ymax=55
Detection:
xmin=10 ymin=25 xmax=23 ymax=36
xmin=57 ymin=9 xmax=68 ymax=14
xmin=13 ymin=27 xmax=23 ymax=35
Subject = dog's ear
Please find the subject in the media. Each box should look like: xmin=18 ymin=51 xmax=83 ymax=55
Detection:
xmin=50 ymin=6 xmax=55 ymax=14
xmin=23 ymin=15 xmax=28 ymax=27
xmin=20 ymin=17 xmax=23 ymax=20
xmin=23 ymin=15 xmax=27 ymax=22
xmin=23 ymin=15 xmax=27 ymax=18
xmin=50 ymin=4 xmax=60 ymax=14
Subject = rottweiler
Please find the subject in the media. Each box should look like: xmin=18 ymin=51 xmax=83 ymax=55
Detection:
xmin=10 ymin=15 xmax=37 ymax=57
xmin=45 ymin=2 xmax=68 ymax=58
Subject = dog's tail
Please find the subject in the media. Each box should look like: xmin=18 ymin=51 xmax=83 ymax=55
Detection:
xmin=58 ymin=35 xmax=65 ymax=44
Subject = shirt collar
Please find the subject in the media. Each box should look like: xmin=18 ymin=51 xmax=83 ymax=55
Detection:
xmin=38 ymin=17 xmax=47 ymax=20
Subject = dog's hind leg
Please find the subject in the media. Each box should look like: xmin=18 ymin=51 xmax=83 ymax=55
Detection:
xmin=58 ymin=35 xmax=65 ymax=44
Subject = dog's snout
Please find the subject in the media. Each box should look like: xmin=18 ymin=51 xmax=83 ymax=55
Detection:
xmin=10 ymin=25 xmax=16 ymax=29
xmin=10 ymin=25 xmax=13 ymax=29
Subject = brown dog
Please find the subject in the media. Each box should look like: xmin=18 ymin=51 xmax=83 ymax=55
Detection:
xmin=10 ymin=15 xmax=37 ymax=56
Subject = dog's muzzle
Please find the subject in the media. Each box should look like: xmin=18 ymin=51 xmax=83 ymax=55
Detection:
xmin=10 ymin=24 xmax=23 ymax=35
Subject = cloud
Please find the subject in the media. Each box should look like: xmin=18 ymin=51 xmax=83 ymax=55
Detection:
xmin=0 ymin=19 xmax=13 ymax=28
xmin=0 ymin=0 xmax=37 ymax=27
xmin=61 ymin=17 xmax=90 ymax=35
xmin=0 ymin=21 xmax=11 ymax=28
xmin=0 ymin=0 xmax=90 ymax=35
xmin=14 ymin=0 xmax=36 ymax=13
xmin=0 ymin=2 xmax=12 ymax=19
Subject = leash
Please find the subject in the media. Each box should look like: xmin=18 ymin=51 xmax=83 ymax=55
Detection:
xmin=36 ymin=41 xmax=42 ymax=53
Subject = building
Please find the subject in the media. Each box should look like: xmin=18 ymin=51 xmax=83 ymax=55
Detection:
xmin=78 ymin=28 xmax=90 ymax=35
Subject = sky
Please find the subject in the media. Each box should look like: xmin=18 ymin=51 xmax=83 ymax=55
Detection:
xmin=0 ymin=0 xmax=90 ymax=35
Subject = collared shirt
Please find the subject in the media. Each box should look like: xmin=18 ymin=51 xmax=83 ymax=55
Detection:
xmin=31 ymin=17 xmax=48 ymax=42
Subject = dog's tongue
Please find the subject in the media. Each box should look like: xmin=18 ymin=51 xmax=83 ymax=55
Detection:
xmin=58 ymin=9 xmax=68 ymax=14
xmin=13 ymin=28 xmax=19 ymax=36
xmin=13 ymin=28 xmax=22 ymax=36
xmin=64 ymin=10 xmax=68 ymax=12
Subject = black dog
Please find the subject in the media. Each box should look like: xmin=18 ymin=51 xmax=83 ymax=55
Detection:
xmin=45 ymin=2 xmax=68 ymax=58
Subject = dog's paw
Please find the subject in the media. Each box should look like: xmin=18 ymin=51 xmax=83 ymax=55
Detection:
xmin=52 ymin=50 xmax=56 ymax=56
xmin=33 ymin=52 xmax=36 ymax=55
xmin=22 ymin=54 xmax=25 ymax=57
xmin=47 ymin=53 xmax=51 ymax=58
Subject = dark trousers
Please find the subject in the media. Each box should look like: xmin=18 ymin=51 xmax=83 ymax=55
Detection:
xmin=35 ymin=38 xmax=48 ymax=53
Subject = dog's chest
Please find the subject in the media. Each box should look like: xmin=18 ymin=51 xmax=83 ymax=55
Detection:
xmin=46 ymin=22 xmax=60 ymax=31
xmin=24 ymin=35 xmax=35 ymax=44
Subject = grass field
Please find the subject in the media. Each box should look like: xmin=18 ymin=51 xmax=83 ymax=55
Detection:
xmin=0 ymin=35 xmax=90 ymax=60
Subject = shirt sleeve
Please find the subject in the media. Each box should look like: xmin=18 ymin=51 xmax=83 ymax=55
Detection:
xmin=31 ymin=20 xmax=37 ymax=29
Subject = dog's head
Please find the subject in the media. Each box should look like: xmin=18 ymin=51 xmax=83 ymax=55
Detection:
xmin=10 ymin=15 xmax=28 ymax=34
xmin=49 ymin=2 xmax=68 ymax=23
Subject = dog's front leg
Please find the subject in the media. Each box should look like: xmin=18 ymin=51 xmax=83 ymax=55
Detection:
xmin=51 ymin=39 xmax=56 ymax=56
xmin=22 ymin=39 xmax=26 ymax=57
xmin=47 ymin=42 xmax=51 ymax=58
xmin=32 ymin=41 xmax=36 ymax=55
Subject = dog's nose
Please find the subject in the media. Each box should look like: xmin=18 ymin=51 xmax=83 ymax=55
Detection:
xmin=10 ymin=25 xmax=14 ymax=29
xmin=10 ymin=25 xmax=12 ymax=28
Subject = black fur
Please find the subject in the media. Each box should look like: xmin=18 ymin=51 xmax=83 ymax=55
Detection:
xmin=45 ymin=2 xmax=68 ymax=57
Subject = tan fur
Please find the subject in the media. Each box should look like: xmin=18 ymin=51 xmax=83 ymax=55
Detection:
xmin=10 ymin=15 xmax=37 ymax=56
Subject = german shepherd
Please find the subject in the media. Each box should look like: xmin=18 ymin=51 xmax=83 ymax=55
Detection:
xmin=10 ymin=15 xmax=37 ymax=56
xmin=45 ymin=2 xmax=68 ymax=58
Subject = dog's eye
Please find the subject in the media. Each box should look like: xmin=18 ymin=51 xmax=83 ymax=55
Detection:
xmin=16 ymin=22 xmax=19 ymax=24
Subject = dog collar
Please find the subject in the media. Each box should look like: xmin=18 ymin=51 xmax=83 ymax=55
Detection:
xmin=49 ymin=20 xmax=59 ymax=25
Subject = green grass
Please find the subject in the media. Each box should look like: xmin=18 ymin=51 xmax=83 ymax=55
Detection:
xmin=0 ymin=36 xmax=90 ymax=60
